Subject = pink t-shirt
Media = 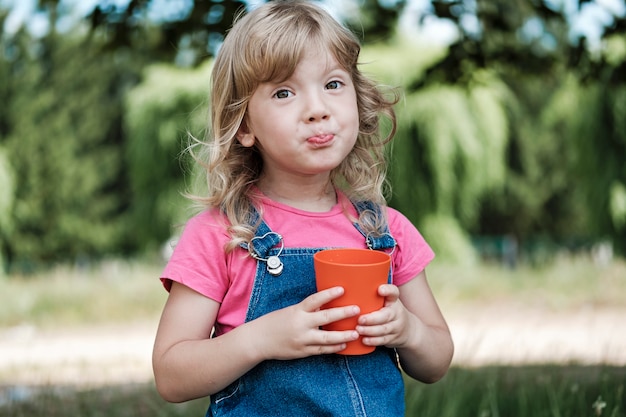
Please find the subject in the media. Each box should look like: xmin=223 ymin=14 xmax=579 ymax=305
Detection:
xmin=162 ymin=192 xmax=434 ymax=335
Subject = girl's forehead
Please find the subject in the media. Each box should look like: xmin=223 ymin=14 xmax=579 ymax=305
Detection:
xmin=300 ymin=47 xmax=340 ymax=68
xmin=265 ymin=46 xmax=346 ymax=82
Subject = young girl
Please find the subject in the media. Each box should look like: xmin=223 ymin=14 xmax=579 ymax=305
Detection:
xmin=152 ymin=1 xmax=454 ymax=415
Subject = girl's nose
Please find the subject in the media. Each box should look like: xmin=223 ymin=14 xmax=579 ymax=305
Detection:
xmin=306 ymin=92 xmax=330 ymax=122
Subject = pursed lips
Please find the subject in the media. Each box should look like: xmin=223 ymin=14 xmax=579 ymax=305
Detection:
xmin=306 ymin=134 xmax=334 ymax=146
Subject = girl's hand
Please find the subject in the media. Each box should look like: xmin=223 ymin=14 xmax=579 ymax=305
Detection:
xmin=354 ymin=274 xmax=453 ymax=384
xmin=254 ymin=286 xmax=360 ymax=360
xmin=355 ymin=284 xmax=415 ymax=349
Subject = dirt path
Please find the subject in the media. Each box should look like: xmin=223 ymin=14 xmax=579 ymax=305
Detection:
xmin=1 ymin=305 xmax=625 ymax=388
xmin=0 ymin=322 xmax=158 ymax=387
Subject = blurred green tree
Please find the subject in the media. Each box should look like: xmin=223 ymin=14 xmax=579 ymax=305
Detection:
xmin=389 ymin=0 xmax=626 ymax=258
xmin=31 ymin=0 xmax=404 ymax=62
xmin=544 ymin=41 xmax=626 ymax=254
xmin=29 ymin=0 xmax=245 ymax=64
xmin=124 ymin=62 xmax=210 ymax=249
xmin=1 ymin=0 xmax=624 ymax=267
xmin=0 ymin=26 xmax=143 ymax=269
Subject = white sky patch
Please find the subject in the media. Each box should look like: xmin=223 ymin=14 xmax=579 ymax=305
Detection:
xmin=1 ymin=0 xmax=35 ymax=35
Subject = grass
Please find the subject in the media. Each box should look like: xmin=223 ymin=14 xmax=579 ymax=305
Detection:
xmin=0 ymin=383 xmax=208 ymax=416
xmin=1 ymin=254 xmax=624 ymax=330
xmin=428 ymin=256 xmax=626 ymax=311
xmin=0 ymin=257 xmax=168 ymax=329
xmin=1 ymin=366 xmax=623 ymax=416
xmin=405 ymin=366 xmax=625 ymax=417
xmin=0 ymin=255 xmax=624 ymax=416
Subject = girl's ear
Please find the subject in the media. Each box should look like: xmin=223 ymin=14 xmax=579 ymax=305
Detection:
xmin=236 ymin=122 xmax=255 ymax=147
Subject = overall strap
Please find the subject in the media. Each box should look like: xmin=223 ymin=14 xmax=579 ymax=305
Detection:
xmin=240 ymin=207 xmax=283 ymax=259
xmin=352 ymin=201 xmax=397 ymax=252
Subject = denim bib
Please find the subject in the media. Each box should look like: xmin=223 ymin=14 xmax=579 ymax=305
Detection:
xmin=208 ymin=202 xmax=405 ymax=416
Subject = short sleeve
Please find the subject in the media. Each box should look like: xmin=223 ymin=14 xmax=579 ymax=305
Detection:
xmin=161 ymin=210 xmax=231 ymax=303
xmin=387 ymin=208 xmax=435 ymax=286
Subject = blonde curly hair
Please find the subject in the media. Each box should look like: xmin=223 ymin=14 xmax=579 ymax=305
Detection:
xmin=189 ymin=0 xmax=399 ymax=251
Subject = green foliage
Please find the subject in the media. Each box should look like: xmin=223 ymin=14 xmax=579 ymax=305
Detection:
xmin=84 ymin=0 xmax=246 ymax=64
xmin=0 ymin=148 xmax=14 ymax=275
xmin=380 ymin=53 xmax=510 ymax=262
xmin=0 ymin=149 xmax=13 ymax=231
xmin=472 ymin=72 xmax=587 ymax=244
xmin=1 ymin=0 xmax=625 ymax=264
xmin=343 ymin=0 xmax=406 ymax=43
xmin=610 ymin=181 xmax=626 ymax=231
xmin=360 ymin=40 xmax=445 ymax=86
xmin=1 ymin=31 xmax=142 ymax=268
xmin=412 ymin=1 xmax=626 ymax=255
xmin=542 ymin=34 xmax=626 ymax=254
xmin=418 ymin=214 xmax=477 ymax=266
xmin=398 ymin=75 xmax=509 ymax=221
xmin=568 ymin=81 xmax=626 ymax=251
xmin=124 ymin=61 xmax=210 ymax=249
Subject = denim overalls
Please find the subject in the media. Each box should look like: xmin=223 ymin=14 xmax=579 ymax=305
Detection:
xmin=208 ymin=202 xmax=405 ymax=416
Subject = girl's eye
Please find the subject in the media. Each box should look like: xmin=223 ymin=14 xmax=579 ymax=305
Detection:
xmin=274 ymin=89 xmax=293 ymax=99
xmin=326 ymin=80 xmax=343 ymax=90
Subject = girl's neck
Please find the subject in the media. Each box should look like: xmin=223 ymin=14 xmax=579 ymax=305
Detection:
xmin=257 ymin=179 xmax=337 ymax=213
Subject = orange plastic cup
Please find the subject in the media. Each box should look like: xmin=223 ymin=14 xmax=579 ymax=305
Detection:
xmin=313 ymin=248 xmax=391 ymax=355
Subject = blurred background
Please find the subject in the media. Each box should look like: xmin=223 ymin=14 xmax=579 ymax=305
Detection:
xmin=0 ymin=0 xmax=625 ymax=416
xmin=0 ymin=0 xmax=625 ymax=271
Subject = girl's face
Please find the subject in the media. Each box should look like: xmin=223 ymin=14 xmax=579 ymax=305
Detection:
xmin=237 ymin=47 xmax=359 ymax=185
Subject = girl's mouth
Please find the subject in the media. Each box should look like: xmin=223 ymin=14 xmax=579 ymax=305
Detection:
xmin=307 ymin=134 xmax=334 ymax=146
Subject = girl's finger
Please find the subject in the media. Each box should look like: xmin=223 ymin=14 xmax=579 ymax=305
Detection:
xmin=315 ymin=305 xmax=360 ymax=327
xmin=301 ymin=286 xmax=345 ymax=311
xmin=378 ymin=284 xmax=400 ymax=298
